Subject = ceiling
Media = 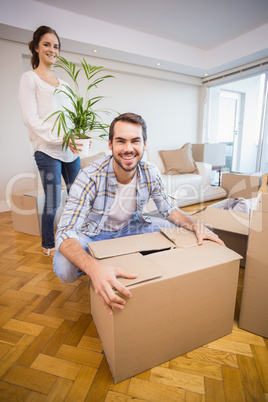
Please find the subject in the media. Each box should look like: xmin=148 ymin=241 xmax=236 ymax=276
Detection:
xmin=35 ymin=0 xmax=268 ymax=50
xmin=1 ymin=0 xmax=268 ymax=77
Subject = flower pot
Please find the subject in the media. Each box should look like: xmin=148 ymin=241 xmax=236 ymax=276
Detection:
xmin=78 ymin=138 xmax=91 ymax=157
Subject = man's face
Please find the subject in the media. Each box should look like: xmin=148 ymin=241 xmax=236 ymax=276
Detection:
xmin=109 ymin=121 xmax=147 ymax=173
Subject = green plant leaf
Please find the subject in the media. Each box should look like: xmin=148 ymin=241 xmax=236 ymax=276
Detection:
xmin=46 ymin=56 xmax=117 ymax=149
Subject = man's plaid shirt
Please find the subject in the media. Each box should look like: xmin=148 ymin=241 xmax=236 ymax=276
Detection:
xmin=56 ymin=155 xmax=176 ymax=249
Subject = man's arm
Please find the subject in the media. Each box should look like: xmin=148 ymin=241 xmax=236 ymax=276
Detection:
xmin=167 ymin=208 xmax=224 ymax=246
xmin=59 ymin=238 xmax=137 ymax=315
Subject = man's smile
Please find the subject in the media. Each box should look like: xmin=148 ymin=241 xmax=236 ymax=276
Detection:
xmin=120 ymin=153 xmax=137 ymax=161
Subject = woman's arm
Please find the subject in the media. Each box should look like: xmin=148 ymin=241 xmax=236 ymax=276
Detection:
xmin=18 ymin=72 xmax=63 ymax=144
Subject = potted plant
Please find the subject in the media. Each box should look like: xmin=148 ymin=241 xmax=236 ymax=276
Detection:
xmin=46 ymin=56 xmax=116 ymax=156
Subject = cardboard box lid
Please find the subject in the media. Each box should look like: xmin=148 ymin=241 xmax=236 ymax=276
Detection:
xmin=102 ymin=252 xmax=163 ymax=287
xmin=144 ymin=241 xmax=242 ymax=279
xmin=91 ymin=230 xmax=242 ymax=286
xmin=88 ymin=231 xmax=175 ymax=259
xmin=160 ymin=227 xmax=198 ymax=248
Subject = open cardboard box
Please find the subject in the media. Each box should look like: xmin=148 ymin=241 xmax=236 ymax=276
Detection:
xmin=10 ymin=190 xmax=67 ymax=236
xmin=203 ymin=198 xmax=257 ymax=267
xmin=239 ymin=193 xmax=268 ymax=338
xmin=89 ymin=228 xmax=241 ymax=383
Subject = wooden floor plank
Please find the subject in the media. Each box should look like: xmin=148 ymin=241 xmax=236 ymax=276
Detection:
xmin=204 ymin=378 xmax=225 ymax=402
xmin=206 ymin=338 xmax=253 ymax=357
xmin=41 ymin=320 xmax=76 ymax=356
xmin=0 ymin=380 xmax=30 ymax=401
xmin=150 ymin=366 xmax=205 ymax=395
xmin=2 ymin=364 xmax=57 ymax=394
xmin=0 ymin=334 xmax=34 ymax=379
xmin=30 ymin=353 xmax=82 ymax=380
xmin=78 ymin=335 xmax=103 ymax=353
xmin=128 ymin=377 xmax=185 ymax=401
xmin=105 ymin=389 xmax=147 ymax=401
xmin=251 ymin=345 xmax=268 ymax=393
xmin=32 ymin=289 xmax=62 ymax=314
xmin=85 ymin=356 xmax=112 ymax=402
xmin=222 ymin=366 xmax=246 ymax=402
xmin=45 ymin=377 xmax=73 ymax=402
xmin=24 ymin=311 xmax=64 ymax=329
xmin=17 ymin=326 xmax=56 ymax=366
xmin=238 ymin=354 xmax=266 ymax=402
xmin=185 ymin=390 xmax=205 ymax=401
xmin=0 ymin=327 xmax=23 ymax=345
xmin=187 ymin=346 xmax=238 ymax=368
xmin=64 ymin=313 xmax=93 ymax=347
xmin=65 ymin=366 xmax=97 ymax=402
xmin=3 ymin=318 xmax=44 ymax=337
xmin=55 ymin=344 xmax=103 ymax=368
xmin=170 ymin=355 xmax=222 ymax=380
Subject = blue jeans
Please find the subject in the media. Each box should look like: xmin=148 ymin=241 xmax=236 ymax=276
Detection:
xmin=53 ymin=217 xmax=177 ymax=283
xmin=35 ymin=151 xmax=81 ymax=249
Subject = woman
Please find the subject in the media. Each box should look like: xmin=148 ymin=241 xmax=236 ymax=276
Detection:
xmin=19 ymin=26 xmax=83 ymax=257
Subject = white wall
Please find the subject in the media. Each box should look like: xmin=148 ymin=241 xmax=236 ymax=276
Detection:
xmin=0 ymin=38 xmax=201 ymax=211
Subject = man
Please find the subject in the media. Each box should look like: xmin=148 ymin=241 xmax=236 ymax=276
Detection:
xmin=54 ymin=113 xmax=223 ymax=315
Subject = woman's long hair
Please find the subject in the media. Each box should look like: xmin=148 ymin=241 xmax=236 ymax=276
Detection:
xmin=28 ymin=25 xmax=61 ymax=69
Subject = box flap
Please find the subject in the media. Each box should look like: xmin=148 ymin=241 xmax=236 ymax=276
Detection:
xmin=160 ymin=227 xmax=198 ymax=248
xmin=101 ymin=252 xmax=162 ymax=287
xmin=145 ymin=241 xmax=242 ymax=278
xmin=88 ymin=231 xmax=174 ymax=259
xmin=204 ymin=199 xmax=250 ymax=235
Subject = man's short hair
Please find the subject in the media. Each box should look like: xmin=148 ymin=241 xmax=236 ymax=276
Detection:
xmin=109 ymin=113 xmax=147 ymax=143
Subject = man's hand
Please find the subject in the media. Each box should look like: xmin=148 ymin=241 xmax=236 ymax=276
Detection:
xmin=193 ymin=223 xmax=224 ymax=246
xmin=90 ymin=262 xmax=137 ymax=315
xmin=59 ymin=238 xmax=137 ymax=315
xmin=167 ymin=208 xmax=225 ymax=246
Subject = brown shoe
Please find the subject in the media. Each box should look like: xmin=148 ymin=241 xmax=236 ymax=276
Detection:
xmin=42 ymin=247 xmax=56 ymax=257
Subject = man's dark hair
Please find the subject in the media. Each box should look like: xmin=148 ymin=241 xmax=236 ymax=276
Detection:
xmin=28 ymin=25 xmax=61 ymax=69
xmin=109 ymin=113 xmax=147 ymax=143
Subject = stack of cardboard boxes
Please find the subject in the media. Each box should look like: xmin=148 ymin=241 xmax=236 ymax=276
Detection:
xmin=203 ymin=179 xmax=268 ymax=340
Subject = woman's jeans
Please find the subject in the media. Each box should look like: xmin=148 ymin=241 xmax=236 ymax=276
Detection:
xmin=53 ymin=217 xmax=177 ymax=283
xmin=35 ymin=151 xmax=81 ymax=249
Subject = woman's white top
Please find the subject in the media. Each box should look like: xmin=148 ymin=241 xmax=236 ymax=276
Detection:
xmin=19 ymin=70 xmax=77 ymax=162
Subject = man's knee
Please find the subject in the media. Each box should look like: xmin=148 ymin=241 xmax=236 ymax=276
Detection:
xmin=53 ymin=251 xmax=84 ymax=283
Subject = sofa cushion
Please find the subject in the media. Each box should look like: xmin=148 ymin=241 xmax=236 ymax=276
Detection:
xmin=160 ymin=143 xmax=198 ymax=175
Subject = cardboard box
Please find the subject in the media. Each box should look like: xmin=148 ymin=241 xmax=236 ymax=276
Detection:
xmin=221 ymin=173 xmax=260 ymax=199
xmin=89 ymin=228 xmax=241 ymax=383
xmin=192 ymin=143 xmax=226 ymax=167
xmin=10 ymin=190 xmax=67 ymax=236
xmin=239 ymin=193 xmax=268 ymax=337
xmin=203 ymin=198 xmax=252 ymax=267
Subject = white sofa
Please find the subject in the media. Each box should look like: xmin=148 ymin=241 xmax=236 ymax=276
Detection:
xmin=144 ymin=149 xmax=227 ymax=211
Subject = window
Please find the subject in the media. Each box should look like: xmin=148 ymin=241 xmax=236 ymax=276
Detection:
xmin=204 ymin=72 xmax=268 ymax=174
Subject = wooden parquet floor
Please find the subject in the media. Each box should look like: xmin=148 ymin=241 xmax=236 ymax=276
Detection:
xmin=0 ymin=210 xmax=268 ymax=401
